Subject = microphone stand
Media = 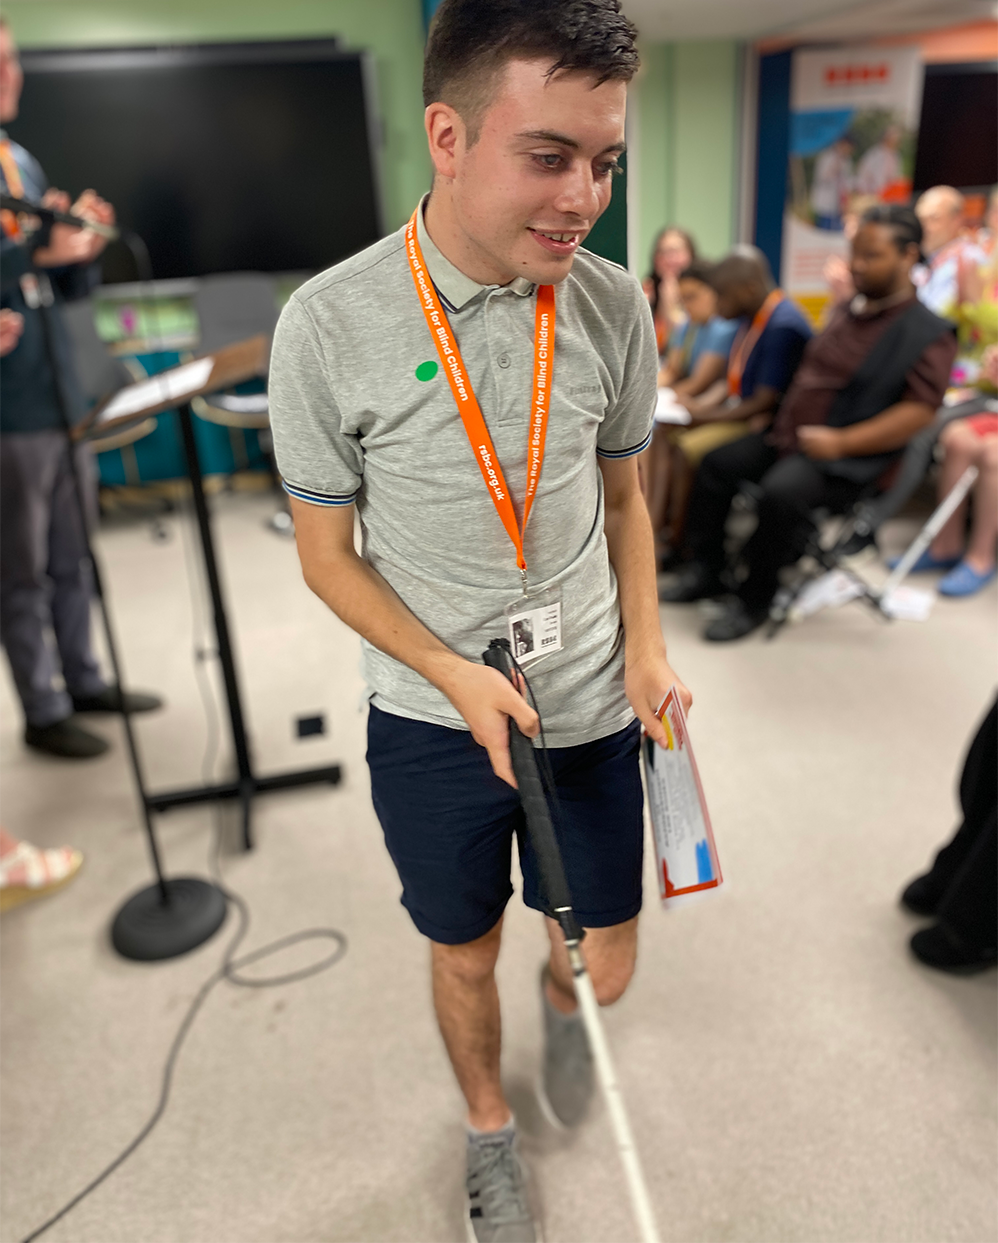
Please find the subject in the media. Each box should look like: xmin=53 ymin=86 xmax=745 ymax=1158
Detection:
xmin=27 ymin=250 xmax=226 ymax=962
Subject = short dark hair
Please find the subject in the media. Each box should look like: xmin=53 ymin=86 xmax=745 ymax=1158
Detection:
xmin=423 ymin=0 xmax=639 ymax=143
xmin=709 ymin=252 xmax=774 ymax=295
xmin=678 ymin=260 xmax=716 ymax=286
xmin=860 ymin=204 xmax=923 ymax=256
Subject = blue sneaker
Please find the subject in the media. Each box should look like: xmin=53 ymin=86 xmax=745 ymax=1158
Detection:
xmin=887 ymin=549 xmax=960 ymax=573
xmin=938 ymin=561 xmax=997 ymax=597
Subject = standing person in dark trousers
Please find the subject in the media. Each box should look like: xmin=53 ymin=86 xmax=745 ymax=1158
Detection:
xmin=902 ymin=698 xmax=997 ymax=974
xmin=0 ymin=19 xmax=161 ymax=758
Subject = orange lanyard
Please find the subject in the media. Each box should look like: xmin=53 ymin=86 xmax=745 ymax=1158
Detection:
xmin=0 ymin=140 xmax=26 ymax=240
xmin=404 ymin=206 xmax=554 ymax=583
xmin=727 ymin=289 xmax=784 ymax=398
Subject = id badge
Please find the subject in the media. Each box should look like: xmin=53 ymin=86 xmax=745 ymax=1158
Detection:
xmin=504 ymin=586 xmax=562 ymax=665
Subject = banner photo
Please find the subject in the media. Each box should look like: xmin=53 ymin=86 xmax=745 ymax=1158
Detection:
xmin=783 ymin=46 xmax=924 ymax=327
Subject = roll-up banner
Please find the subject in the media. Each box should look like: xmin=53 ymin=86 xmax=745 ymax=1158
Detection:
xmin=783 ymin=46 xmax=924 ymax=327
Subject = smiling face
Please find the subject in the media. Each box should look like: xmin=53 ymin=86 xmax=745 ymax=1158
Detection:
xmin=424 ymin=58 xmax=627 ymax=286
xmin=0 ymin=24 xmax=23 ymax=125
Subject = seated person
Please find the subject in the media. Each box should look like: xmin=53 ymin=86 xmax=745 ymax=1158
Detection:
xmin=643 ymin=225 xmax=697 ymax=352
xmin=915 ymin=185 xmax=987 ymax=321
xmin=661 ymin=204 xmax=957 ymax=641
xmin=645 ymin=261 xmax=737 ymax=556
xmin=657 ymin=260 xmax=738 ymax=394
xmin=673 ymin=250 xmax=812 ymax=471
xmin=902 ymin=345 xmax=997 ymax=598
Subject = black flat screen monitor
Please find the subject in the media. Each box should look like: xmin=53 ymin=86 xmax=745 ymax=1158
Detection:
xmin=913 ymin=61 xmax=997 ymax=193
xmin=8 ymin=40 xmax=384 ymax=283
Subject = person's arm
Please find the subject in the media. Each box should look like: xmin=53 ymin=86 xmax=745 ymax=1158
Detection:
xmin=289 ymin=499 xmax=538 ymax=787
xmin=797 ymin=400 xmax=935 ymax=460
xmin=685 ymin=383 xmax=780 ymax=426
xmin=598 ymin=454 xmax=692 ymax=743
xmin=673 ymin=350 xmax=728 ymax=399
xmin=657 ymin=345 xmax=685 ymax=388
xmin=798 ymin=329 xmax=957 ymax=459
xmin=32 ymin=188 xmax=114 ymax=270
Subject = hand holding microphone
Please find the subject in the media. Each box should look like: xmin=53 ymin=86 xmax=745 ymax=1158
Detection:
xmin=31 ymin=187 xmax=117 ymax=267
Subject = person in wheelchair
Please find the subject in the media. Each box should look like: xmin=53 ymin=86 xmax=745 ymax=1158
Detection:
xmin=660 ymin=204 xmax=957 ymax=641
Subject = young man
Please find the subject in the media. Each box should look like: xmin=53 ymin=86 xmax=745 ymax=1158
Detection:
xmin=268 ymin=2 xmax=690 ymax=1238
xmin=664 ymin=205 xmax=956 ymax=642
xmin=0 ymin=18 xmax=161 ymax=758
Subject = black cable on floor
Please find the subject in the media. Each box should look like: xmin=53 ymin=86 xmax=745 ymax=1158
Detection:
xmin=20 ymin=864 xmax=347 ymax=1243
xmin=20 ymin=447 xmax=348 ymax=1243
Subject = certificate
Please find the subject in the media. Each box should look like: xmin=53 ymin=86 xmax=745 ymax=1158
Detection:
xmin=643 ymin=686 xmax=722 ymax=907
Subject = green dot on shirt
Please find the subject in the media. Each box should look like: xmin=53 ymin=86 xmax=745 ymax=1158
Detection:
xmin=415 ymin=360 xmax=438 ymax=382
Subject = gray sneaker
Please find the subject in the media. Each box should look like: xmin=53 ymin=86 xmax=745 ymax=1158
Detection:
xmin=537 ymin=966 xmax=593 ymax=1129
xmin=466 ymin=1126 xmax=539 ymax=1243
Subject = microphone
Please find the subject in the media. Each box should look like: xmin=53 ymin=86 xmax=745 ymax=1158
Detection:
xmin=0 ymin=193 xmax=120 ymax=241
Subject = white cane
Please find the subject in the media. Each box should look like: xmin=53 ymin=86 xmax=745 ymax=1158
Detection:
xmin=483 ymin=639 xmax=661 ymax=1243
xmin=881 ymin=465 xmax=979 ymax=602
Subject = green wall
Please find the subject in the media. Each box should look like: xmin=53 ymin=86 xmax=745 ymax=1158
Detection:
xmin=5 ymin=4 xmax=741 ymax=276
xmin=634 ymin=39 xmax=740 ymax=275
xmin=2 ymin=0 xmax=432 ymax=233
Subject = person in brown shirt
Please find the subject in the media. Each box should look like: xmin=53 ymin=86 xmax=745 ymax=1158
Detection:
xmin=660 ymin=204 xmax=957 ymax=640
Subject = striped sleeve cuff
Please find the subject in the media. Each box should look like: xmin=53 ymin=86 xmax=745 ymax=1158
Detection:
xmin=282 ymin=481 xmax=359 ymax=507
xmin=596 ymin=428 xmax=653 ymax=459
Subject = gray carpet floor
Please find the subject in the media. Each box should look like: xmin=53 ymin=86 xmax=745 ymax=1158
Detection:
xmin=1 ymin=489 xmax=995 ymax=1243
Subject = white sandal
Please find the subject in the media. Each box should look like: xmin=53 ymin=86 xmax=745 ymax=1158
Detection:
xmin=0 ymin=840 xmax=83 ymax=911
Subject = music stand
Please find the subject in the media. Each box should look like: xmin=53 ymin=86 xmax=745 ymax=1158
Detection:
xmin=78 ymin=335 xmax=343 ymax=856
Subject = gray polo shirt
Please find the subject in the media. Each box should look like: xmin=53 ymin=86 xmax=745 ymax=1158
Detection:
xmin=268 ymin=201 xmax=657 ymax=746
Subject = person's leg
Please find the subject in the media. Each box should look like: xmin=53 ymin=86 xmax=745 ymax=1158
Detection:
xmin=930 ymin=420 xmax=977 ymax=561
xmin=965 ymin=434 xmax=997 ymax=574
xmin=704 ymin=453 xmax=861 ymax=640
xmin=47 ymin=441 xmax=105 ymax=700
xmin=366 ymin=708 xmax=522 ymax=1122
xmin=0 ymin=826 xmax=84 ymax=911
xmin=661 ymin=432 xmax=776 ymax=602
xmin=544 ymin=915 xmax=638 ymax=1011
xmin=518 ymin=720 xmax=644 ymax=1127
xmin=738 ymin=454 xmax=859 ymax=612
xmin=686 ymin=432 xmax=776 ymax=573
xmin=902 ymin=699 xmax=997 ymax=915
xmin=0 ymin=433 xmax=74 ymax=727
xmin=666 ymin=447 xmax=694 ymax=550
xmin=431 ymin=919 xmax=510 ymax=1131
xmin=670 ymin=422 xmax=755 ymax=556
xmin=643 ymin=426 xmax=674 ymax=549
xmin=936 ymin=810 xmax=998 ymax=950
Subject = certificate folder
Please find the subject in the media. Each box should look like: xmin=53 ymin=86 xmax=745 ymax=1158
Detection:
xmin=643 ymin=687 xmax=723 ymax=908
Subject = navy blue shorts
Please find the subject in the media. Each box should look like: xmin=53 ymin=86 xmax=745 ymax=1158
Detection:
xmin=367 ymin=705 xmax=644 ymax=945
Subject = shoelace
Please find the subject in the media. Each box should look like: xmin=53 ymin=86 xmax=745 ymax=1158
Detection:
xmin=471 ymin=1142 xmax=529 ymax=1222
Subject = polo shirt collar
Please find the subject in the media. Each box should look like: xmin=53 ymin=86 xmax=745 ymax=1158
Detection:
xmin=416 ymin=194 xmax=535 ymax=311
